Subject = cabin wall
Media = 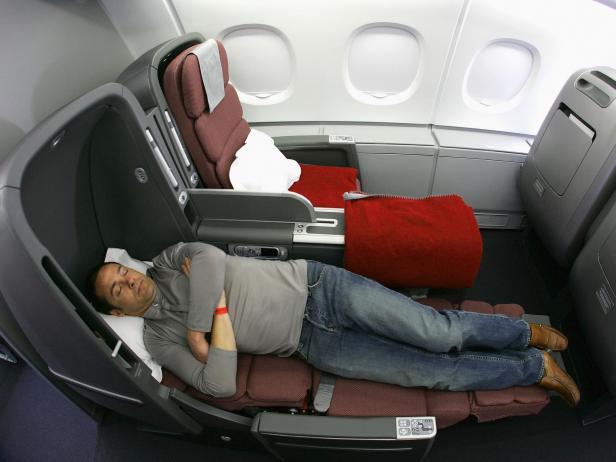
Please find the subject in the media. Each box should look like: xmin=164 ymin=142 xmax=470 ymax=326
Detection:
xmin=0 ymin=1 xmax=133 ymax=412
xmin=99 ymin=0 xmax=616 ymax=135
xmin=96 ymin=0 xmax=616 ymax=228
xmin=0 ymin=0 xmax=133 ymax=160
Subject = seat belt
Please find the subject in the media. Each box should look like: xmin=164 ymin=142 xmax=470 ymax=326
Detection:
xmin=313 ymin=373 xmax=336 ymax=414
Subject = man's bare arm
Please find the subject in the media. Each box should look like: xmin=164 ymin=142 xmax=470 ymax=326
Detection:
xmin=187 ymin=290 xmax=236 ymax=361
xmin=210 ymin=290 xmax=237 ymax=352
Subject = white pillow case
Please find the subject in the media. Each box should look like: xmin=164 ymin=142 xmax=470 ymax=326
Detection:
xmin=229 ymin=129 xmax=301 ymax=192
xmin=100 ymin=313 xmax=163 ymax=382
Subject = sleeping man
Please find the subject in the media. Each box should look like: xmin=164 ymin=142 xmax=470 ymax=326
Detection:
xmin=89 ymin=242 xmax=580 ymax=406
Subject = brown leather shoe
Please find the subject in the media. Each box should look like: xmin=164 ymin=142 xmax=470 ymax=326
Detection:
xmin=529 ymin=323 xmax=568 ymax=351
xmin=538 ymin=351 xmax=580 ymax=407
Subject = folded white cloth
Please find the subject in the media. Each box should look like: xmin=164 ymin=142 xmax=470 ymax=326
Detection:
xmin=229 ymin=129 xmax=301 ymax=192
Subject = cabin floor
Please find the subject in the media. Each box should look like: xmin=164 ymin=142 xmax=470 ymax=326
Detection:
xmin=2 ymin=229 xmax=616 ymax=461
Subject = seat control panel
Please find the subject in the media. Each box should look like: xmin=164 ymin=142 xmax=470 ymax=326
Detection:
xmin=229 ymin=244 xmax=288 ymax=260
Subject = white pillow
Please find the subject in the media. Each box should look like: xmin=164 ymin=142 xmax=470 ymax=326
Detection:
xmin=101 ymin=313 xmax=163 ymax=382
xmin=105 ymin=248 xmax=152 ymax=274
xmin=229 ymin=129 xmax=301 ymax=192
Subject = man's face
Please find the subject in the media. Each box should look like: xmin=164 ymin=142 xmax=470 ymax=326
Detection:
xmin=95 ymin=263 xmax=156 ymax=316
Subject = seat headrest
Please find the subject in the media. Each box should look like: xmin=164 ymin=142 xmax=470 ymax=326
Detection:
xmin=182 ymin=40 xmax=230 ymax=118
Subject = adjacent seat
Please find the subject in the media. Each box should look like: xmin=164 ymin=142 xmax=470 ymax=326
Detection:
xmin=163 ymin=40 xmax=359 ymax=208
xmin=161 ymin=299 xmax=550 ymax=428
xmin=519 ymin=67 xmax=616 ymax=266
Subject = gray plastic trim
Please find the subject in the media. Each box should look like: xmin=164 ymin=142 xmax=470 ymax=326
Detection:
xmin=170 ymin=388 xmax=253 ymax=431
xmin=575 ymin=68 xmax=616 ymax=108
xmin=49 ymin=367 xmax=143 ymax=405
xmin=294 ymin=209 xmax=345 ymax=244
xmin=188 ymin=189 xmax=316 ymax=223
xmin=253 ymin=413 xmax=437 ymax=440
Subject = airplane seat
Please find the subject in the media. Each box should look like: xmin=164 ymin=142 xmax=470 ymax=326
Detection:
xmin=570 ymin=189 xmax=616 ymax=422
xmin=160 ymin=298 xmax=549 ymax=428
xmin=162 ymin=39 xmax=359 ymax=208
xmin=163 ymin=42 xmax=250 ymax=189
xmin=519 ymin=67 xmax=616 ymax=267
xmin=0 ymin=79 xmax=551 ymax=459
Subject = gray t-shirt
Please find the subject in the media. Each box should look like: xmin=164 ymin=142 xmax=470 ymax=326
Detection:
xmin=142 ymin=242 xmax=308 ymax=397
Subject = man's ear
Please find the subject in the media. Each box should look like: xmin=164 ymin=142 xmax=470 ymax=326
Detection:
xmin=110 ymin=309 xmax=125 ymax=317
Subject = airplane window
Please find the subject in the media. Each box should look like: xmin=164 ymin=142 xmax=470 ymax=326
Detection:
xmin=464 ymin=40 xmax=535 ymax=109
xmin=346 ymin=25 xmax=421 ymax=105
xmin=221 ymin=26 xmax=293 ymax=104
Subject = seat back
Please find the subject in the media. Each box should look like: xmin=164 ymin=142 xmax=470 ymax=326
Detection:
xmin=163 ymin=41 xmax=250 ymax=188
xmin=519 ymin=67 xmax=616 ymax=267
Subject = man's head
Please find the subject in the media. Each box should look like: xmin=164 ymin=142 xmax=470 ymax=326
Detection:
xmin=89 ymin=263 xmax=157 ymax=317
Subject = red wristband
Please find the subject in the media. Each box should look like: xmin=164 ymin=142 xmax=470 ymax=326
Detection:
xmin=214 ymin=307 xmax=228 ymax=316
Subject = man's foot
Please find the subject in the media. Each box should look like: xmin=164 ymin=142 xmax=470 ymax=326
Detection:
xmin=528 ymin=323 xmax=568 ymax=351
xmin=538 ymin=351 xmax=580 ymax=407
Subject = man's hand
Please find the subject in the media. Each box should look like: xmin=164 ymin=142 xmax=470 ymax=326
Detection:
xmin=187 ymin=328 xmax=209 ymax=363
xmin=181 ymin=256 xmax=191 ymax=276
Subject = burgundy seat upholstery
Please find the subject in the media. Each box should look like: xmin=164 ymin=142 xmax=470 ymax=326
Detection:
xmin=164 ymin=42 xmax=250 ymax=189
xmin=161 ymin=299 xmax=550 ymax=428
xmin=163 ymin=41 xmax=359 ymax=207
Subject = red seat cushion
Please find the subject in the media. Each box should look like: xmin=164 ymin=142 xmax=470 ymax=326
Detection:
xmin=289 ymin=164 xmax=359 ymax=208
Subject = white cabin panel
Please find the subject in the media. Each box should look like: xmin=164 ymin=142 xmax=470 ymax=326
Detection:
xmin=98 ymin=0 xmax=182 ymax=58
xmin=433 ymin=0 xmax=616 ymax=135
xmin=0 ymin=1 xmax=133 ymax=157
xmin=171 ymin=0 xmax=465 ymax=124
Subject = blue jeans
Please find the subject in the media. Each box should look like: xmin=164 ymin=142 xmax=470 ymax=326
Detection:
xmin=296 ymin=261 xmax=545 ymax=391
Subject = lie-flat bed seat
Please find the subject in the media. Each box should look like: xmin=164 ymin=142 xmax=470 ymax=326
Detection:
xmin=163 ymin=41 xmax=359 ymax=208
xmin=161 ymin=299 xmax=549 ymax=428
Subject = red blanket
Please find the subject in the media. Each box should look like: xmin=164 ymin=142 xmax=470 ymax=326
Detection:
xmin=290 ymin=164 xmax=358 ymax=208
xmin=343 ymin=193 xmax=482 ymax=288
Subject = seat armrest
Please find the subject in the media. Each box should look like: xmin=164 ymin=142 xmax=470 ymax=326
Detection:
xmin=187 ymin=189 xmax=316 ymax=223
xmin=252 ymin=413 xmax=436 ymax=461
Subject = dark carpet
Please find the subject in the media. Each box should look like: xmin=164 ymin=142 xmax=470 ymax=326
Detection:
xmin=95 ymin=413 xmax=275 ymax=462
xmin=0 ymin=360 xmax=98 ymax=462
xmin=431 ymin=229 xmax=568 ymax=315
xmin=427 ymin=400 xmax=616 ymax=462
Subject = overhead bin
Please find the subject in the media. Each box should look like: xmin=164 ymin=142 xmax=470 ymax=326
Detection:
xmin=519 ymin=67 xmax=616 ymax=266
